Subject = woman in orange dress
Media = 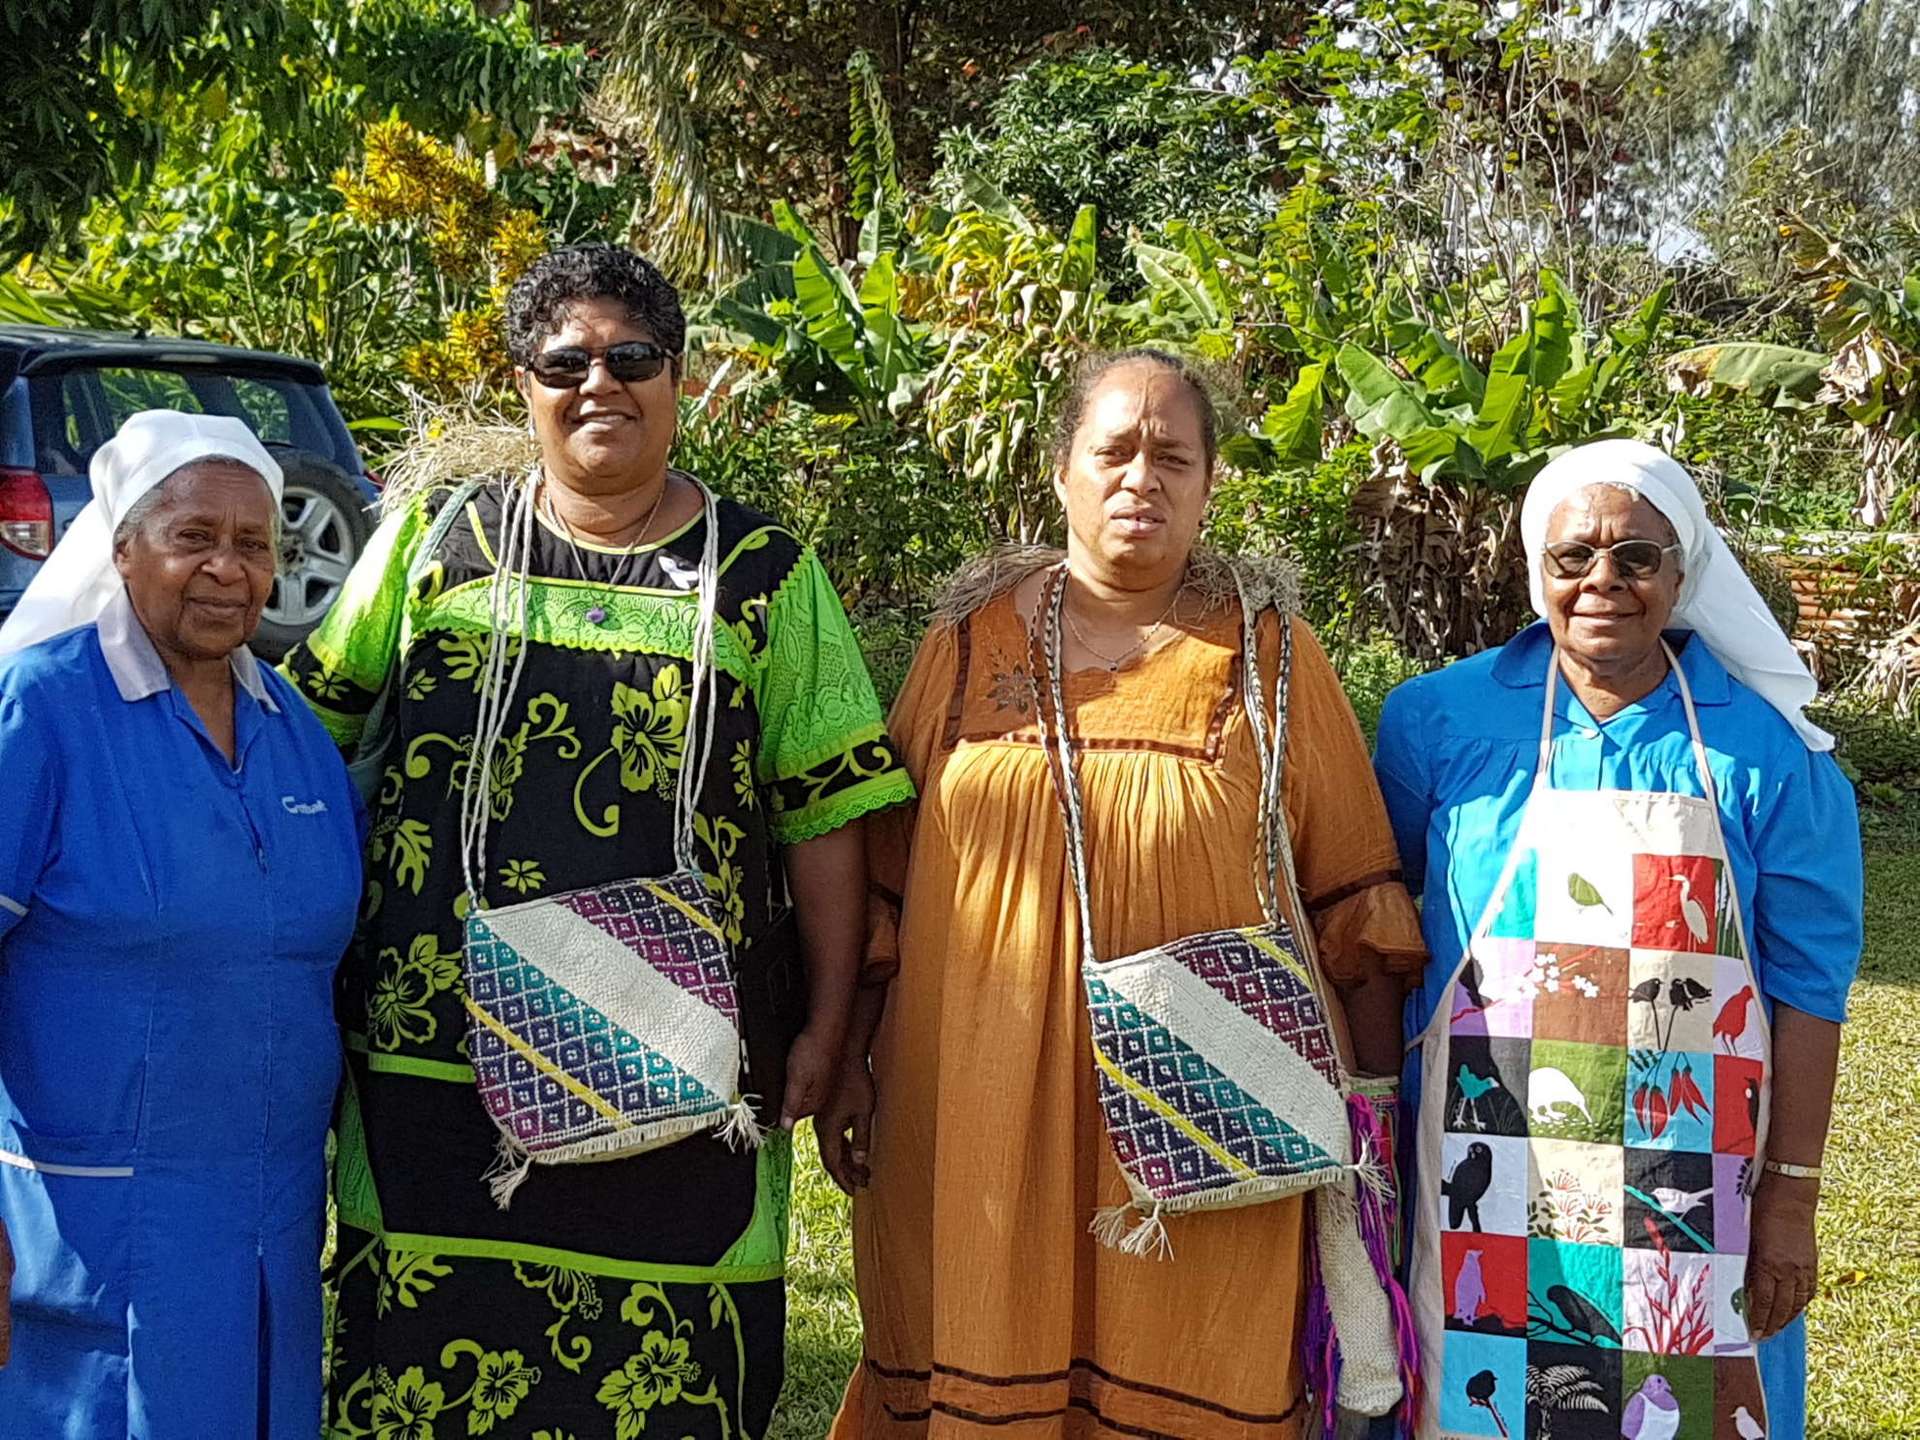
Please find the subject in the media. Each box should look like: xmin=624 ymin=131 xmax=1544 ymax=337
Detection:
xmin=822 ymin=349 xmax=1427 ymax=1439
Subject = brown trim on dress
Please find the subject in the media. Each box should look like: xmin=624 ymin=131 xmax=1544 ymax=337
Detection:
xmin=1305 ymin=869 xmax=1405 ymax=915
xmin=863 ymin=1356 xmax=1307 ymax=1430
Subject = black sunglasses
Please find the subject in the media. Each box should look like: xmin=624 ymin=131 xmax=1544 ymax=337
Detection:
xmin=1542 ymin=539 xmax=1684 ymax=581
xmin=527 ymin=341 xmax=674 ymax=388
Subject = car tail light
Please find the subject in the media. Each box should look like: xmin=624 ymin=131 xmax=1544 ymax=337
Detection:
xmin=0 ymin=467 xmax=53 ymax=559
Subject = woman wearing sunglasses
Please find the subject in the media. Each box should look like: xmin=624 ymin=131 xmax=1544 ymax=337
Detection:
xmin=280 ymin=244 xmax=911 ymax=1436
xmin=1373 ymin=440 xmax=1861 ymax=1440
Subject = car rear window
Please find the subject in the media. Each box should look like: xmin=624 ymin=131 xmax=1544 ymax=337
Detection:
xmin=31 ymin=363 xmax=360 ymax=477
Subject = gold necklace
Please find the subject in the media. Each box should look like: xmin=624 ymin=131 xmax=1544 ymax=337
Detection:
xmin=1063 ymin=579 xmax=1183 ymax=672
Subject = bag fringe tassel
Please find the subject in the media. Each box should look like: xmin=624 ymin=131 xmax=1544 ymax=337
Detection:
xmin=483 ymin=1133 xmax=535 ymax=1211
xmin=1089 ymin=1204 xmax=1135 ymax=1249
xmin=1117 ymin=1202 xmax=1173 ymax=1260
xmin=1347 ymin=1091 xmax=1421 ymax=1437
xmin=717 ymin=1096 xmax=767 ymax=1151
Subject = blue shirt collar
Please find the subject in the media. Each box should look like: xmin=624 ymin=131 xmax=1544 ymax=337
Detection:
xmin=1489 ymin=619 xmax=1731 ymax=706
xmin=97 ymin=587 xmax=279 ymax=714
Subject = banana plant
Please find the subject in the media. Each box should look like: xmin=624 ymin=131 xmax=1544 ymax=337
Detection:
xmin=1664 ymin=216 xmax=1918 ymax=524
xmin=1323 ymin=272 xmax=1672 ymax=661
xmin=704 ymin=199 xmax=931 ymax=427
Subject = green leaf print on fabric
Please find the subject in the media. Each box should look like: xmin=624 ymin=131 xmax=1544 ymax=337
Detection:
xmin=730 ymin=740 xmax=756 ymax=812
xmin=389 ymin=820 xmax=435 ymax=895
xmin=369 ymin=935 xmax=463 ymax=1051
xmin=405 ymin=670 xmax=438 ymax=702
xmin=379 ymin=1250 xmax=453 ymax=1317
xmin=514 ymin=1261 xmax=603 ymax=1374
xmin=694 ymin=813 xmax=748 ymax=944
xmin=440 ymin=632 xmax=521 ymax=694
xmin=611 ymin=666 xmax=689 ymax=798
xmin=500 ymin=859 xmax=546 ymax=895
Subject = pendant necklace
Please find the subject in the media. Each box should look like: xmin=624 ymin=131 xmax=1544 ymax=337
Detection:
xmin=1063 ymin=578 xmax=1183 ymax=672
xmin=543 ymin=476 xmax=669 ymax=626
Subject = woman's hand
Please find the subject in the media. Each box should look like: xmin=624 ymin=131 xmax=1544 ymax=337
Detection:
xmin=817 ymin=1058 xmax=876 ymax=1196
xmin=1746 ymin=1173 xmax=1820 ymax=1341
xmin=780 ymin=1023 xmax=845 ymax=1131
xmin=1 ymin=1214 xmax=13 ymax=1367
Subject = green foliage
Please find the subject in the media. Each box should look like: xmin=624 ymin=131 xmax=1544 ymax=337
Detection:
xmin=934 ymin=50 xmax=1278 ymax=274
xmin=0 ymin=1 xmax=284 ymax=261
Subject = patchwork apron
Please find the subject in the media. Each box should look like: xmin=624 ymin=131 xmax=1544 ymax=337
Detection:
xmin=1411 ymin=644 xmax=1774 ymax=1440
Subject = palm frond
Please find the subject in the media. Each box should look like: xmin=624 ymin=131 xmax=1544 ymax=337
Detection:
xmin=595 ymin=3 xmax=757 ymax=288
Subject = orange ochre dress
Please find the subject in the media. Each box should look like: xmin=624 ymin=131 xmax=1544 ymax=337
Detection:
xmin=832 ymin=587 xmax=1427 ymax=1440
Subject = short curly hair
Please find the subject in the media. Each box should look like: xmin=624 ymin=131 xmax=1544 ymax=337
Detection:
xmin=504 ymin=244 xmax=686 ymax=367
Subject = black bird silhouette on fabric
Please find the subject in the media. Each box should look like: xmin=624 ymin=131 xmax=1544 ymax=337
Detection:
xmin=1669 ymin=976 xmax=1711 ymax=1011
xmin=1464 ymin=1369 xmax=1509 ymax=1437
xmin=1443 ymin=1142 xmax=1494 ymax=1232
xmin=1546 ymin=1284 xmax=1621 ymax=1346
xmin=1451 ymin=963 xmax=1491 ymax=1023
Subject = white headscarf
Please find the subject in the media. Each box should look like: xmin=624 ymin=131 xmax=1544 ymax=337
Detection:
xmin=1520 ymin=438 xmax=1831 ymax=751
xmin=0 ymin=409 xmax=284 ymax=659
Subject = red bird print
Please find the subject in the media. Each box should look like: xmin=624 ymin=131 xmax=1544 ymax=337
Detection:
xmin=1714 ymin=985 xmax=1755 ymax=1053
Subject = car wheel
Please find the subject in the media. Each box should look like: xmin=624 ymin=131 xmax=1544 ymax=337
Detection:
xmin=252 ymin=446 xmax=374 ymax=661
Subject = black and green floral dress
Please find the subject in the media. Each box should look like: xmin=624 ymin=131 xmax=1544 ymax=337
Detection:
xmin=283 ymin=477 xmax=912 ymax=1440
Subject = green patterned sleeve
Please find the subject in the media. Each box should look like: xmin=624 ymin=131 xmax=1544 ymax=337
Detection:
xmin=753 ymin=547 xmax=915 ymax=845
xmin=277 ymin=497 xmax=430 ymax=747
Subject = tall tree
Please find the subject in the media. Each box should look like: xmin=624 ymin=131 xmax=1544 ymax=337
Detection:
xmin=585 ymin=0 xmax=1312 ymax=286
xmin=0 ymin=2 xmax=283 ymax=261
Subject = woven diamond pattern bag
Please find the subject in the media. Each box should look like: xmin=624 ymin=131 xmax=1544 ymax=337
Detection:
xmin=456 ymin=475 xmax=761 ymax=1209
xmin=1035 ymin=562 xmax=1417 ymax=1421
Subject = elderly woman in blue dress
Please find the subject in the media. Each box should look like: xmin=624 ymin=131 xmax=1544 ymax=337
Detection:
xmin=1375 ymin=440 xmax=1861 ymax=1440
xmin=0 ymin=410 xmax=363 ymax=1436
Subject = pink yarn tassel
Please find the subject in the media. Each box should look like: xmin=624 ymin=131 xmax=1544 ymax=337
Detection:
xmin=1300 ymin=1208 xmax=1342 ymax=1436
xmin=1348 ymin=1091 xmax=1422 ymax=1438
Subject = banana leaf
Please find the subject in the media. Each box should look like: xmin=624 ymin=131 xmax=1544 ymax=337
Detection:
xmin=1664 ymin=342 xmax=1828 ymax=409
xmin=1336 ymin=344 xmax=1458 ymax=474
xmin=1259 ymin=362 xmax=1327 ymax=464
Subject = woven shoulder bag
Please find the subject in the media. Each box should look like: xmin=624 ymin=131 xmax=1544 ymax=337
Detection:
xmin=456 ymin=473 xmax=760 ymax=1209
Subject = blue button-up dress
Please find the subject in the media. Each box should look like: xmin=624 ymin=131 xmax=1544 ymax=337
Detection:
xmin=1373 ymin=621 xmax=1864 ymax=1439
xmin=0 ymin=592 xmax=362 ymax=1438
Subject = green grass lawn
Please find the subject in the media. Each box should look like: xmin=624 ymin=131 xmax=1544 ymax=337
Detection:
xmin=770 ymin=842 xmax=1920 ymax=1438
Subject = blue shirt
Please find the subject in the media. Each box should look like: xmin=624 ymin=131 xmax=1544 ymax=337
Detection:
xmin=0 ymin=593 xmax=363 ymax=1439
xmin=1374 ymin=621 xmax=1864 ymax=1038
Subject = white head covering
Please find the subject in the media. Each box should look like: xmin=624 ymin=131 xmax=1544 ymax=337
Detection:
xmin=1520 ymin=438 xmax=1832 ymax=751
xmin=0 ymin=409 xmax=284 ymax=659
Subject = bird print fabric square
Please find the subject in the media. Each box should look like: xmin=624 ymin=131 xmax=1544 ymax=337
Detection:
xmin=1621 ymin=1357 xmax=1712 ymax=1440
xmin=1441 ymin=1132 xmax=1529 ymax=1234
xmin=1440 ymin=1331 xmax=1525 ymax=1438
xmin=1527 ymin=1238 xmax=1625 ymax=1348
xmin=1710 ymin=1359 xmax=1769 ymax=1439
xmin=1628 ymin=951 xmax=1718 ymax=1053
xmin=1446 ymin=1037 xmax=1532 ymax=1137
xmin=1443 ymin=1231 xmax=1528 ymax=1338
xmin=1536 ymin=847 xmax=1634 ymax=950
xmin=1710 ymin=959 xmax=1764 ymax=1061
xmin=1711 ymin=1260 xmax=1756 ymax=1357
xmin=1526 ymin=1040 xmax=1627 ymax=1146
xmin=1632 ymin=855 xmax=1720 ymax=954
xmin=1623 ymin=1148 xmax=1716 ymax=1254
xmin=1711 ymin=1057 xmax=1764 ymax=1157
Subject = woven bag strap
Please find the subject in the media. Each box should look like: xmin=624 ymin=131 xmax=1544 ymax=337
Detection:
xmin=1034 ymin=562 xmax=1295 ymax=966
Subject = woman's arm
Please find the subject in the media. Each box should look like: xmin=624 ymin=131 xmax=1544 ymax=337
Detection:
xmin=1747 ymin=1003 xmax=1841 ymax=1340
xmin=779 ymin=821 xmax=866 ymax=1131
xmin=1742 ymin=741 xmax=1863 ymax=1339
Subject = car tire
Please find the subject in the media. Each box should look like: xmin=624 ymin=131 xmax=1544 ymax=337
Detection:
xmin=251 ymin=445 xmax=374 ymax=661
